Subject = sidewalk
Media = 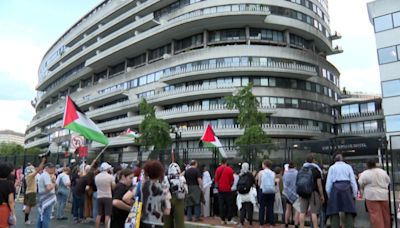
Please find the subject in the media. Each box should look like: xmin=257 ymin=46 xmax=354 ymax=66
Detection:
xmin=185 ymin=217 xmax=286 ymax=228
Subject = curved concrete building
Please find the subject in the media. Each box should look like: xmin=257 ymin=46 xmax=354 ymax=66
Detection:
xmin=25 ymin=0 xmax=341 ymax=160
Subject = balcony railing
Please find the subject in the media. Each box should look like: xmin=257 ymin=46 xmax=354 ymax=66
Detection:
xmin=24 ymin=128 xmax=42 ymax=140
xmin=337 ymin=110 xmax=384 ymax=120
xmin=160 ymin=61 xmax=317 ymax=81
xmin=337 ymin=128 xmax=385 ymax=136
xmin=25 ymin=137 xmax=49 ymax=149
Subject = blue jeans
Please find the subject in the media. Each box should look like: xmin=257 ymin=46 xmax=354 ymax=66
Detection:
xmin=72 ymin=195 xmax=84 ymax=220
xmin=92 ymin=192 xmax=98 ymax=219
xmin=187 ymin=204 xmax=201 ymax=221
xmin=36 ymin=203 xmax=54 ymax=228
xmin=259 ymin=193 xmax=275 ymax=225
xmin=56 ymin=193 xmax=68 ymax=219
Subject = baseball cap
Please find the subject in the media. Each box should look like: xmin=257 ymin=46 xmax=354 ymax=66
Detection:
xmin=45 ymin=162 xmax=55 ymax=168
xmin=100 ymin=162 xmax=112 ymax=172
xmin=70 ymin=159 xmax=76 ymax=164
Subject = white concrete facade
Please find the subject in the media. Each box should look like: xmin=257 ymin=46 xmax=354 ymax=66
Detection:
xmin=368 ymin=0 xmax=400 ymax=149
xmin=26 ymin=0 xmax=342 ymax=157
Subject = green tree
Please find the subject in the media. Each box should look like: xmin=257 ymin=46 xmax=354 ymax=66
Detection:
xmin=225 ymin=84 xmax=274 ymax=164
xmin=138 ymin=99 xmax=172 ymax=159
xmin=0 ymin=142 xmax=24 ymax=155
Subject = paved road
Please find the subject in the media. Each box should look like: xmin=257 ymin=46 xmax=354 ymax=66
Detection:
xmin=15 ymin=202 xmax=91 ymax=228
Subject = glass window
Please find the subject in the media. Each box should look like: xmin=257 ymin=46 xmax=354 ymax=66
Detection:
xmin=242 ymin=77 xmax=249 ymax=86
xmin=364 ymin=120 xmax=378 ymax=131
xmin=269 ymin=78 xmax=276 ymax=87
xmin=386 ymin=115 xmax=400 ymax=132
xmin=378 ymin=46 xmax=398 ymax=64
xmin=382 ymin=79 xmax=400 ymax=97
xmin=393 ymin=12 xmax=400 ymax=27
xmin=351 ymin=122 xmax=363 ymax=132
xmin=374 ymin=14 xmax=393 ymax=32
xmin=349 ymin=104 xmax=359 ymax=114
xmin=341 ymin=123 xmax=350 ymax=133
xmin=233 ymin=77 xmax=241 ymax=86
xmin=202 ymin=100 xmax=209 ymax=110
xmin=260 ymin=77 xmax=268 ymax=86
xmin=139 ymin=76 xmax=147 ymax=86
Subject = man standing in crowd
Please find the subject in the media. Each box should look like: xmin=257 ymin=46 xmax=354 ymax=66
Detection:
xmin=215 ymin=158 xmax=236 ymax=225
xmin=184 ymin=160 xmax=202 ymax=222
xmin=55 ymin=167 xmax=71 ymax=220
xmin=36 ymin=162 xmax=57 ymax=228
xmin=23 ymin=158 xmax=45 ymax=225
xmin=297 ymin=154 xmax=324 ymax=228
xmin=326 ymin=154 xmax=358 ymax=228
xmin=95 ymin=162 xmax=115 ymax=228
xmin=259 ymin=159 xmax=276 ymax=227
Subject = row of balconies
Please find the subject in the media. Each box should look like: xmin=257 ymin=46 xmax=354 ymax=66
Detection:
xmin=91 ymin=123 xmax=324 ymax=148
xmin=337 ymin=110 xmax=384 ymax=120
xmin=337 ymin=128 xmax=386 ymax=137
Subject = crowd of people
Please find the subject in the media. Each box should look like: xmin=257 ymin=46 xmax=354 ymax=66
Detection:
xmin=0 ymin=152 xmax=393 ymax=228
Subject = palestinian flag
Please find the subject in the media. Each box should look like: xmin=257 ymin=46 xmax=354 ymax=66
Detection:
xmin=200 ymin=124 xmax=227 ymax=158
xmin=122 ymin=128 xmax=140 ymax=139
xmin=62 ymin=96 xmax=109 ymax=145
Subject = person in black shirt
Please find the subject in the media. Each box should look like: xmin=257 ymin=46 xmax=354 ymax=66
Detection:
xmin=0 ymin=163 xmax=16 ymax=227
xmin=184 ymin=160 xmax=202 ymax=221
xmin=111 ymin=168 xmax=134 ymax=228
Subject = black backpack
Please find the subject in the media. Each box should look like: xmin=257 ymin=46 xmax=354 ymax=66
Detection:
xmin=237 ymin=173 xmax=253 ymax=194
xmin=296 ymin=166 xmax=315 ymax=198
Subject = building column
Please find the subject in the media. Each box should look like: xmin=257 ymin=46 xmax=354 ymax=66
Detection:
xmin=127 ymin=111 xmax=135 ymax=117
xmin=245 ymin=26 xmax=250 ymax=45
xmin=284 ymin=30 xmax=290 ymax=47
xmin=145 ymin=50 xmax=150 ymax=64
xmin=203 ymin=30 xmax=208 ymax=48
xmin=171 ymin=40 xmax=175 ymax=55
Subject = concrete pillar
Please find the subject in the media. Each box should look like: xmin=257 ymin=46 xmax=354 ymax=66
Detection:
xmin=145 ymin=50 xmax=150 ymax=64
xmin=127 ymin=111 xmax=134 ymax=117
xmin=171 ymin=40 xmax=175 ymax=55
xmin=245 ymin=26 xmax=250 ymax=45
xmin=203 ymin=30 xmax=208 ymax=48
xmin=97 ymin=37 xmax=101 ymax=42
xmin=134 ymin=30 xmax=140 ymax=36
xmin=284 ymin=30 xmax=290 ymax=47
xmin=96 ymin=50 xmax=101 ymax=55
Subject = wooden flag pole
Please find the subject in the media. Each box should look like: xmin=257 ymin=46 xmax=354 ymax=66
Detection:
xmin=92 ymin=145 xmax=109 ymax=165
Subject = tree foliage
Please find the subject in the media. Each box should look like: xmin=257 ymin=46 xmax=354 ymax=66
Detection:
xmin=225 ymin=84 xmax=274 ymax=163
xmin=0 ymin=142 xmax=24 ymax=155
xmin=138 ymin=99 xmax=172 ymax=152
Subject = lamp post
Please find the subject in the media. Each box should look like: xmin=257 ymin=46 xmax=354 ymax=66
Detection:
xmin=172 ymin=127 xmax=182 ymax=163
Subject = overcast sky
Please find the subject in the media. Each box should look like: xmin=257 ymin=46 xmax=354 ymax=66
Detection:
xmin=0 ymin=0 xmax=378 ymax=133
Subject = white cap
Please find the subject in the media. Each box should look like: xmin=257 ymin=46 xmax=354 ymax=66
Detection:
xmin=70 ymin=159 xmax=76 ymax=164
xmin=100 ymin=162 xmax=112 ymax=172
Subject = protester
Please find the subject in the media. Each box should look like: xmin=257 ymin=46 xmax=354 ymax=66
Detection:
xmin=283 ymin=162 xmax=299 ymax=228
xmin=259 ymin=159 xmax=276 ymax=227
xmin=201 ymin=165 xmax=212 ymax=218
xmin=215 ymin=158 xmax=236 ymax=225
xmin=236 ymin=162 xmax=256 ymax=227
xmin=23 ymin=158 xmax=45 ymax=224
xmin=231 ymin=168 xmax=240 ymax=217
xmin=274 ymin=167 xmax=284 ymax=223
xmin=140 ymin=160 xmax=171 ymax=228
xmin=110 ymin=168 xmax=134 ymax=228
xmin=0 ymin=163 xmax=16 ymax=227
xmin=326 ymin=154 xmax=358 ymax=228
xmin=95 ymin=162 xmax=115 ymax=228
xmin=36 ymin=163 xmax=57 ymax=228
xmin=55 ymin=167 xmax=71 ymax=220
xmin=72 ymin=168 xmax=86 ymax=223
xmin=184 ymin=160 xmax=202 ymax=222
xmin=297 ymin=154 xmax=324 ymax=228
xmin=358 ymin=160 xmax=390 ymax=228
xmin=164 ymin=162 xmax=187 ymax=228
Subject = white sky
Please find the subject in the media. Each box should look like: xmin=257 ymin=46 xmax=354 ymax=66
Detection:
xmin=0 ymin=0 xmax=379 ymax=134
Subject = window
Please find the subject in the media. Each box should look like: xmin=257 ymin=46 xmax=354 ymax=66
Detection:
xmin=341 ymin=124 xmax=350 ymax=133
xmin=351 ymin=122 xmax=363 ymax=132
xmin=382 ymin=79 xmax=400 ymax=97
xmin=364 ymin=120 xmax=378 ymax=131
xmin=374 ymin=14 xmax=393 ymax=32
xmin=393 ymin=12 xmax=400 ymax=27
xmin=386 ymin=115 xmax=400 ymax=132
xmin=378 ymin=46 xmax=398 ymax=64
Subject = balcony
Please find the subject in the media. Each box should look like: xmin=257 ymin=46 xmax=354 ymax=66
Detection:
xmin=336 ymin=110 xmax=384 ymax=124
xmin=24 ymin=128 xmax=42 ymax=141
xmin=24 ymin=137 xmax=49 ymax=149
xmin=159 ymin=59 xmax=317 ymax=84
xmin=92 ymin=135 xmax=138 ymax=148
xmin=337 ymin=129 xmax=386 ymax=137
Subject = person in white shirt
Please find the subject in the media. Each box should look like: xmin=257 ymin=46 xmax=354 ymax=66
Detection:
xmin=326 ymin=154 xmax=358 ymax=228
xmin=201 ymin=165 xmax=212 ymax=217
xmin=55 ymin=167 xmax=71 ymax=220
xmin=95 ymin=162 xmax=115 ymax=228
xmin=358 ymin=160 xmax=390 ymax=228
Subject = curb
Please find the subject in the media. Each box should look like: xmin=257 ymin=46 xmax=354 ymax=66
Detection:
xmin=184 ymin=222 xmax=230 ymax=228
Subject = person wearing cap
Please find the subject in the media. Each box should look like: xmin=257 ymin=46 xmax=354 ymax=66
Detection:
xmin=23 ymin=157 xmax=46 ymax=225
xmin=95 ymin=162 xmax=115 ymax=228
xmin=36 ymin=162 xmax=57 ymax=228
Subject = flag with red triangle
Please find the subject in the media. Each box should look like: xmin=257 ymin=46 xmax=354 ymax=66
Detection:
xmin=200 ymin=124 xmax=227 ymax=158
xmin=62 ymin=96 xmax=109 ymax=145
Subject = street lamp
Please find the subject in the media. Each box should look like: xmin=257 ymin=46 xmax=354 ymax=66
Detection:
xmin=172 ymin=127 xmax=182 ymax=163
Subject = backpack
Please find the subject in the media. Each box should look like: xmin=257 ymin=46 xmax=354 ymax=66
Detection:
xmin=296 ymin=166 xmax=315 ymax=198
xmin=261 ymin=170 xmax=276 ymax=194
xmin=237 ymin=173 xmax=253 ymax=194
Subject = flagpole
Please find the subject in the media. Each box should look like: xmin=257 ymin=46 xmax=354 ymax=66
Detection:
xmin=92 ymin=145 xmax=109 ymax=164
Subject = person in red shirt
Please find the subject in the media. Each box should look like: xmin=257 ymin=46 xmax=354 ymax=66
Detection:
xmin=214 ymin=158 xmax=236 ymax=225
